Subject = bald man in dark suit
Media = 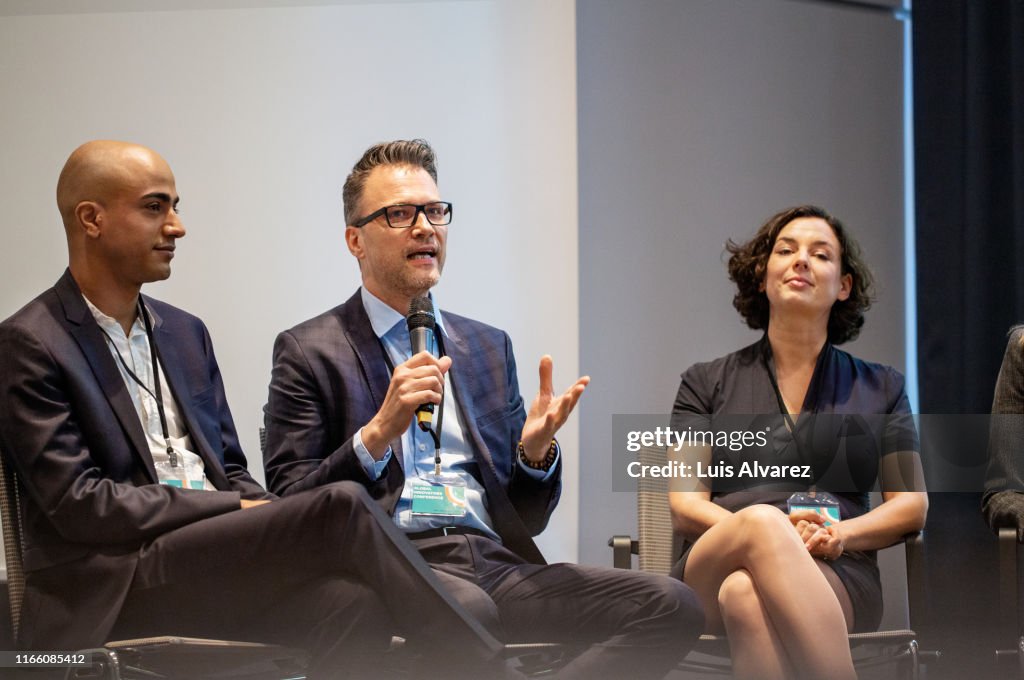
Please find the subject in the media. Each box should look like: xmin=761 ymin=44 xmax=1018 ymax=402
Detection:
xmin=0 ymin=141 xmax=500 ymax=679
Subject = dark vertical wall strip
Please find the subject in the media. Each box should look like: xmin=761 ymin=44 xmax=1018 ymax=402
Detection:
xmin=914 ymin=0 xmax=1024 ymax=417
xmin=913 ymin=1 xmax=1024 ymax=676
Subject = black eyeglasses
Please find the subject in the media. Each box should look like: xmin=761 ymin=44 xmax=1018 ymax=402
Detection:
xmin=352 ymin=202 xmax=453 ymax=229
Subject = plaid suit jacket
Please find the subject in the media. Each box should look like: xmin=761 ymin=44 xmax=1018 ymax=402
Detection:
xmin=263 ymin=290 xmax=560 ymax=563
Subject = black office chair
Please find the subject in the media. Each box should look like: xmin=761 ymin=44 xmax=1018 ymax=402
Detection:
xmin=610 ymin=444 xmax=939 ymax=680
xmin=0 ymin=450 xmax=308 ymax=680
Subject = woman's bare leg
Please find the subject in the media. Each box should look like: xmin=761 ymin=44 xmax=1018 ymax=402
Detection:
xmin=816 ymin=560 xmax=856 ymax=631
xmin=718 ymin=569 xmax=792 ymax=680
xmin=683 ymin=504 xmax=855 ymax=680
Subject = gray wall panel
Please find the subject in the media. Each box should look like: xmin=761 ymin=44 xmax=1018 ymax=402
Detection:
xmin=577 ymin=0 xmax=905 ymax=621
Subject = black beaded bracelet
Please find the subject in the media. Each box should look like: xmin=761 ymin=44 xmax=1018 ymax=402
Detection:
xmin=518 ymin=439 xmax=558 ymax=471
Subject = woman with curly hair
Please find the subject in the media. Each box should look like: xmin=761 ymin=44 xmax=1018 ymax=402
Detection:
xmin=669 ymin=205 xmax=927 ymax=680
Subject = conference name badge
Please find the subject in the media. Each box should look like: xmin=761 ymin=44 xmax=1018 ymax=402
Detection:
xmin=155 ymin=447 xmax=208 ymax=490
xmin=160 ymin=479 xmax=207 ymax=490
xmin=787 ymin=490 xmax=841 ymax=526
xmin=411 ymin=480 xmax=468 ymax=517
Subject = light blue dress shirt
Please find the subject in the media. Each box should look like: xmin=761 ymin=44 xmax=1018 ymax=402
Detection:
xmin=352 ymin=287 xmax=557 ymax=539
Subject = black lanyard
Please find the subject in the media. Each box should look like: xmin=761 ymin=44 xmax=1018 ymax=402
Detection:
xmin=98 ymin=298 xmax=178 ymax=467
xmin=765 ymin=361 xmax=799 ymax=435
xmin=764 ymin=340 xmax=828 ymax=429
xmin=763 ymin=339 xmax=829 ymax=481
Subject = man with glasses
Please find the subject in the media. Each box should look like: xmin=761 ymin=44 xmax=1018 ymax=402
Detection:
xmin=263 ymin=139 xmax=704 ymax=679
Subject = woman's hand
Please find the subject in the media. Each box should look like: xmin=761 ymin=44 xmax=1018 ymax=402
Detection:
xmin=789 ymin=509 xmax=845 ymax=561
xmin=805 ymin=524 xmax=845 ymax=561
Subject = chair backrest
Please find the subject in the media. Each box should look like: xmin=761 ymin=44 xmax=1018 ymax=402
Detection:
xmin=636 ymin=445 xmax=678 ymax=575
xmin=0 ymin=451 xmax=26 ymax=642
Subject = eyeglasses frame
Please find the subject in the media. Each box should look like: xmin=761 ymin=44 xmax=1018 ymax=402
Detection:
xmin=351 ymin=201 xmax=453 ymax=229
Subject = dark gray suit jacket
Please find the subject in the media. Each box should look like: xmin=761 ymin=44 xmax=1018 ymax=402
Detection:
xmin=983 ymin=327 xmax=1024 ymax=531
xmin=0 ymin=270 xmax=272 ymax=649
xmin=263 ymin=290 xmax=560 ymax=564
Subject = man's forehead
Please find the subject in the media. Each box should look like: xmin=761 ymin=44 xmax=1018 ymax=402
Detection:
xmin=116 ymin=175 xmax=177 ymax=202
xmin=363 ymin=164 xmax=438 ymax=196
xmin=116 ymin=156 xmax=177 ymax=198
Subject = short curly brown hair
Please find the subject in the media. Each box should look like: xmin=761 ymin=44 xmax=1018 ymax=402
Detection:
xmin=725 ymin=205 xmax=875 ymax=344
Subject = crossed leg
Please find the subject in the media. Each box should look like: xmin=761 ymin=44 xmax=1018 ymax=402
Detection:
xmin=683 ymin=504 xmax=855 ymax=680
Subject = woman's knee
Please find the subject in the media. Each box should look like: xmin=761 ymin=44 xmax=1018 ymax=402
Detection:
xmin=718 ymin=570 xmax=756 ymax=611
xmin=732 ymin=504 xmax=799 ymax=549
xmin=733 ymin=504 xmax=789 ymax=529
xmin=717 ymin=570 xmax=763 ymax=629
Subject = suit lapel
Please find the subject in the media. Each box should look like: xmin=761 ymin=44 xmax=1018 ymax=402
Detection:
xmin=149 ymin=307 xmax=231 ymax=490
xmin=339 ymin=293 xmax=393 ymax=409
xmin=443 ymin=322 xmax=502 ymax=485
xmin=55 ymin=272 xmax=157 ymax=482
xmin=444 ymin=316 xmax=545 ymax=564
xmin=338 ymin=292 xmax=406 ymax=484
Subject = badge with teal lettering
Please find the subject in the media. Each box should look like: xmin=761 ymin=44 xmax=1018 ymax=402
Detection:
xmin=787 ymin=491 xmax=841 ymax=526
xmin=410 ymin=480 xmax=468 ymax=517
xmin=159 ymin=479 xmax=207 ymax=490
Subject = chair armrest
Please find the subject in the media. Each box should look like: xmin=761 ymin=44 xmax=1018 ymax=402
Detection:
xmin=903 ymin=530 xmax=927 ymax=633
xmin=608 ymin=535 xmax=638 ymax=570
xmin=998 ymin=527 xmax=1018 ymax=638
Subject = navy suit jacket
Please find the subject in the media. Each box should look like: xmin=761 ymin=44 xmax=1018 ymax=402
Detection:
xmin=0 ymin=270 xmax=272 ymax=649
xmin=263 ymin=290 xmax=559 ymax=564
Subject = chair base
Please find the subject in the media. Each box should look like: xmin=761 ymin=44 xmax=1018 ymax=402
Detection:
xmin=66 ymin=638 xmax=307 ymax=680
xmin=995 ymin=636 xmax=1024 ymax=679
xmin=676 ymin=633 xmax=931 ymax=680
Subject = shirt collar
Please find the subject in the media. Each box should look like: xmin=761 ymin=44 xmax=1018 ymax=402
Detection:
xmin=82 ymin=294 xmax=147 ymax=339
xmin=360 ymin=286 xmax=446 ymax=340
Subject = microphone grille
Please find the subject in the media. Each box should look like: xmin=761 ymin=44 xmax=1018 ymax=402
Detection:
xmin=406 ymin=296 xmax=435 ymax=330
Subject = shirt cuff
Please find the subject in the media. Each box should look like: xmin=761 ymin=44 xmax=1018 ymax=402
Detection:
xmin=517 ymin=440 xmax=561 ymax=482
xmin=353 ymin=427 xmax=392 ymax=480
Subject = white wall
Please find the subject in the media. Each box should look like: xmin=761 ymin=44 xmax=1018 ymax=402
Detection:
xmin=0 ymin=0 xmax=580 ymax=562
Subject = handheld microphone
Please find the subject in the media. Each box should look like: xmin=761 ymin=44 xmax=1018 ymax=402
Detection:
xmin=406 ymin=296 xmax=436 ymax=431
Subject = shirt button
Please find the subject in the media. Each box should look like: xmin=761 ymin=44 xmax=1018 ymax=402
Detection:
xmin=418 ymin=443 xmax=426 ymax=451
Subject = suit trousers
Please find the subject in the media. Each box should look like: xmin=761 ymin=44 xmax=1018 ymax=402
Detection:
xmin=414 ymin=534 xmax=704 ymax=680
xmin=107 ymin=482 xmax=501 ymax=679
